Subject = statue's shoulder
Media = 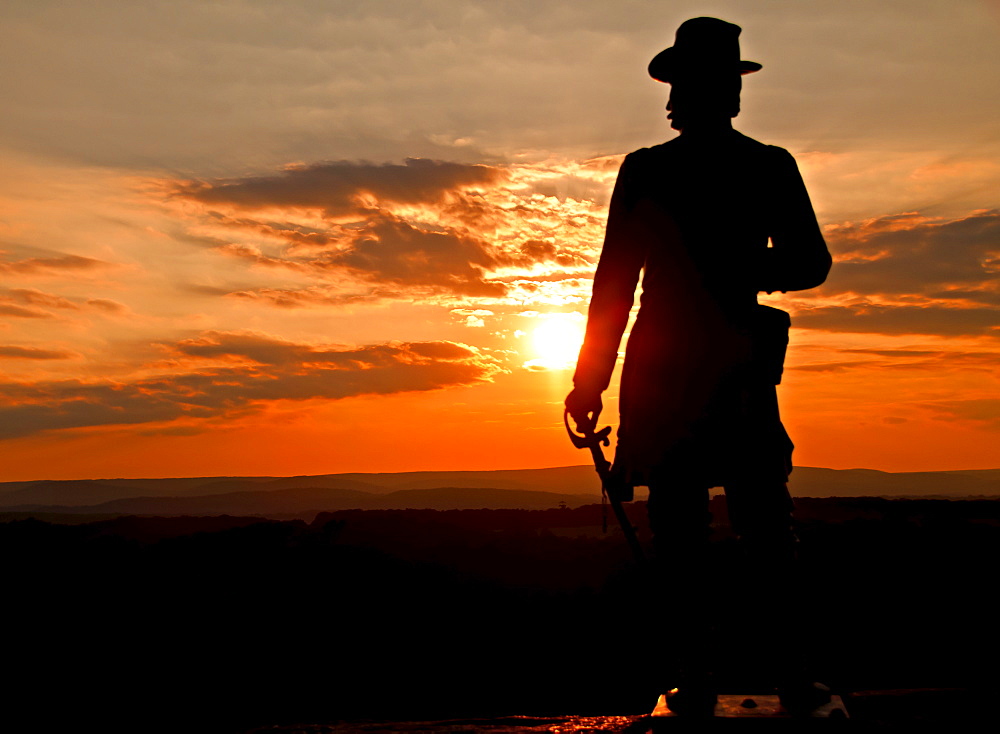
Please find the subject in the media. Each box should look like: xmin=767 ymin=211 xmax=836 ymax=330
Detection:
xmin=631 ymin=138 xmax=680 ymax=157
xmin=629 ymin=133 xmax=786 ymax=160
xmin=621 ymin=140 xmax=681 ymax=172
xmin=731 ymin=133 xmax=803 ymax=178
xmin=734 ymin=131 xmax=792 ymax=158
xmin=622 ymin=144 xmax=656 ymax=164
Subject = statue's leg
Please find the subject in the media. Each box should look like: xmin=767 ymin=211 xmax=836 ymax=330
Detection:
xmin=646 ymin=472 xmax=716 ymax=712
xmin=725 ymin=479 xmax=797 ymax=568
xmin=724 ymin=480 xmax=828 ymax=706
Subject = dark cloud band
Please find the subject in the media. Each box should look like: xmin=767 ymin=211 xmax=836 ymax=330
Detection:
xmin=174 ymin=158 xmax=503 ymax=217
xmin=0 ymin=333 xmax=501 ymax=440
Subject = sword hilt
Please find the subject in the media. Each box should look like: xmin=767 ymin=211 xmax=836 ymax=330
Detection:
xmin=562 ymin=410 xmax=644 ymax=562
xmin=563 ymin=408 xmax=612 ymax=449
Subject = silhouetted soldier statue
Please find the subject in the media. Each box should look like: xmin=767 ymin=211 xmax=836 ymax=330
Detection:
xmin=566 ymin=17 xmax=833 ymax=716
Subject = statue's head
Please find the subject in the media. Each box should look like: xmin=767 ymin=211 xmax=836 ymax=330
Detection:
xmin=648 ymin=17 xmax=761 ymax=131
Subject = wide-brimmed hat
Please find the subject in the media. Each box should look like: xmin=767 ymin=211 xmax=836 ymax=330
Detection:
xmin=648 ymin=17 xmax=761 ymax=83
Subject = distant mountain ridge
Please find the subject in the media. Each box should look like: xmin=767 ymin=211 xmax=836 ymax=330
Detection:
xmin=0 ymin=466 xmax=996 ymax=520
xmin=1 ymin=486 xmax=596 ymax=517
xmin=0 ymin=465 xmax=602 ymax=507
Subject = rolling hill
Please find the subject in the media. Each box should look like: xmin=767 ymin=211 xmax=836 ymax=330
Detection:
xmin=0 ymin=465 xmax=996 ymax=520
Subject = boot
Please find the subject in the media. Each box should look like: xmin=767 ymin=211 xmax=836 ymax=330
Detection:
xmin=663 ymin=669 xmax=718 ymax=716
xmin=778 ymin=679 xmax=832 ymax=715
xmin=658 ymin=595 xmax=717 ymax=717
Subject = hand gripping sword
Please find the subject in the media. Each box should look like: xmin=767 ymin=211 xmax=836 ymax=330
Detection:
xmin=564 ymin=409 xmax=646 ymax=564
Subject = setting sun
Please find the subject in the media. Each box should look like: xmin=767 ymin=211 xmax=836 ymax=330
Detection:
xmin=524 ymin=313 xmax=585 ymax=371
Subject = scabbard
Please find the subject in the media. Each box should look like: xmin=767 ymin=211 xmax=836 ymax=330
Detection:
xmin=587 ymin=441 xmax=645 ymax=563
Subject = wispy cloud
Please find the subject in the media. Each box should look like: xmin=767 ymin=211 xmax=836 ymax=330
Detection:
xmin=166 ymin=157 xmax=603 ymax=305
xmin=0 ymin=288 xmax=129 ymax=320
xmin=789 ymin=347 xmax=1000 ymax=373
xmin=174 ymin=158 xmax=504 ymax=217
xmin=0 ymin=304 xmax=53 ymax=319
xmin=0 ymin=346 xmax=76 ymax=360
xmin=0 ymin=254 xmax=109 ymax=277
xmin=0 ymin=333 xmax=501 ymax=439
xmin=773 ymin=209 xmax=1000 ymax=337
xmin=823 ymin=210 xmax=1000 ymax=303
xmin=924 ymin=399 xmax=1000 ymax=431
xmin=791 ymin=302 xmax=999 ymax=337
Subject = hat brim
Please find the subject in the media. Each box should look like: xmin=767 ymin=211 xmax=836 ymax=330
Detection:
xmin=648 ymin=48 xmax=762 ymax=83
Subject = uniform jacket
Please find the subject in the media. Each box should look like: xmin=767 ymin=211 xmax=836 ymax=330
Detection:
xmin=573 ymin=130 xmax=832 ymax=487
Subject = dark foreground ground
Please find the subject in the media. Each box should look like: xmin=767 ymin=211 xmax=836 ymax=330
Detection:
xmin=240 ymin=689 xmax=981 ymax=731
xmin=4 ymin=497 xmax=998 ymax=732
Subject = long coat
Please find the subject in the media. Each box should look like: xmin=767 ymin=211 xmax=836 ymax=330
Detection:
xmin=573 ymin=130 xmax=832 ymax=488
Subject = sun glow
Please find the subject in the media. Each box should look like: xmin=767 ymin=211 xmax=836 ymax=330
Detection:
xmin=523 ymin=313 xmax=585 ymax=370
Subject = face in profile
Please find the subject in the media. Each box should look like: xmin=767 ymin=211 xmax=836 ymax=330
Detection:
xmin=666 ymin=73 xmax=742 ymax=131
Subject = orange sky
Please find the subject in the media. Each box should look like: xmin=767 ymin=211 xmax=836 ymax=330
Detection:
xmin=0 ymin=1 xmax=998 ymax=480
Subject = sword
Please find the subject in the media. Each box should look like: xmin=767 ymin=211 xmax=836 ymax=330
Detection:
xmin=564 ymin=409 xmax=646 ymax=564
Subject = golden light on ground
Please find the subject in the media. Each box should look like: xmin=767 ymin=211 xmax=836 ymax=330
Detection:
xmin=523 ymin=312 xmax=585 ymax=371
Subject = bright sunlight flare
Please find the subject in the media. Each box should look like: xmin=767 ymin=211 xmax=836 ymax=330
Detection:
xmin=523 ymin=312 xmax=585 ymax=370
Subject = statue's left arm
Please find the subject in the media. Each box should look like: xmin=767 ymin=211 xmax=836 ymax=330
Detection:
xmin=566 ymin=153 xmax=646 ymax=430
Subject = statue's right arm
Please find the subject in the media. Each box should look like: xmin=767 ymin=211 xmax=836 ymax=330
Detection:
xmin=757 ymin=147 xmax=832 ymax=293
xmin=568 ymin=154 xmax=646 ymax=426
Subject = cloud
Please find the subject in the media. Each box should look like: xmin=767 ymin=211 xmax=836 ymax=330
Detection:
xmin=6 ymin=0 xmax=1000 ymax=181
xmin=210 ymin=211 xmax=509 ymax=298
xmin=0 ymin=289 xmax=128 ymax=319
xmin=0 ymin=254 xmax=107 ymax=276
xmin=822 ymin=210 xmax=1000 ymax=304
xmin=789 ymin=348 xmax=1000 ymax=373
xmin=451 ymin=308 xmax=493 ymax=327
xmin=165 ymin=157 xmax=606 ymax=306
xmin=517 ymin=239 xmax=591 ymax=268
xmin=924 ymin=399 xmax=1000 ymax=431
xmin=0 ymin=346 xmax=75 ymax=360
xmin=773 ymin=209 xmax=1000 ymax=337
xmin=174 ymin=158 xmax=504 ymax=217
xmin=6 ymin=289 xmax=79 ymax=309
xmin=85 ymin=298 xmax=128 ymax=314
xmin=0 ymin=304 xmax=53 ymax=319
xmin=0 ymin=332 xmax=502 ymax=439
xmin=792 ymin=302 xmax=999 ymax=337
xmin=176 ymin=164 xmax=515 ymax=297
xmin=225 ymin=287 xmax=375 ymax=308
xmin=315 ymin=212 xmax=508 ymax=296
xmin=788 ymin=360 xmax=872 ymax=373
xmin=839 ymin=349 xmax=1000 ymax=369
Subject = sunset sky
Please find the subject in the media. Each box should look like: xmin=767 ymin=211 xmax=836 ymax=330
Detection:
xmin=1 ymin=0 xmax=998 ymax=480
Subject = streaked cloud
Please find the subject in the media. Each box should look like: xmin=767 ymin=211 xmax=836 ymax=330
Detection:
xmin=0 ymin=254 xmax=108 ymax=276
xmin=0 ymin=345 xmax=76 ymax=360
xmin=791 ymin=302 xmax=999 ymax=337
xmin=7 ymin=289 xmax=80 ymax=309
xmin=165 ymin=157 xmax=604 ymax=303
xmin=0 ymin=304 xmax=53 ymax=319
xmin=770 ymin=209 xmax=1000 ymax=338
xmin=823 ymin=210 xmax=1000 ymax=303
xmin=789 ymin=347 xmax=1000 ymax=373
xmin=0 ymin=288 xmax=128 ymax=315
xmin=225 ymin=287 xmax=374 ymax=309
xmin=0 ymin=333 xmax=501 ymax=439
xmin=174 ymin=158 xmax=504 ymax=217
xmin=924 ymin=399 xmax=1000 ymax=431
